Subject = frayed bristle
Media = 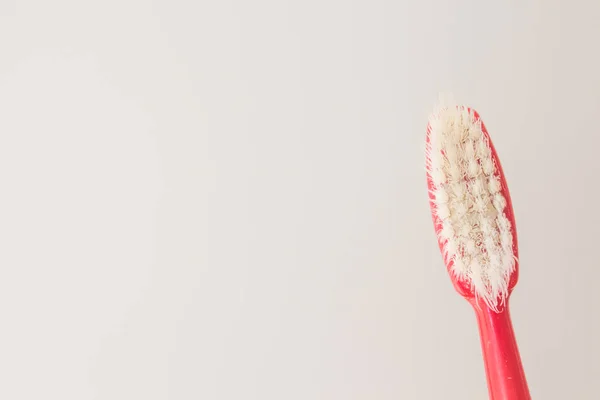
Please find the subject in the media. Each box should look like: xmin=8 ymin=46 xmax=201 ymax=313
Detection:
xmin=426 ymin=102 xmax=516 ymax=311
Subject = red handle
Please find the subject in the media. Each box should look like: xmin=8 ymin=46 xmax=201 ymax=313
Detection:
xmin=472 ymin=301 xmax=531 ymax=400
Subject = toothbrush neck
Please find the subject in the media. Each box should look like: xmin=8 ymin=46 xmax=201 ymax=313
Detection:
xmin=472 ymin=302 xmax=531 ymax=400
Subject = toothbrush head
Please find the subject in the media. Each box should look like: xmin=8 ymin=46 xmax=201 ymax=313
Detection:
xmin=426 ymin=105 xmax=519 ymax=311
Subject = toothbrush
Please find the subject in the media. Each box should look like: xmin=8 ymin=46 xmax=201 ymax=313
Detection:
xmin=425 ymin=103 xmax=531 ymax=400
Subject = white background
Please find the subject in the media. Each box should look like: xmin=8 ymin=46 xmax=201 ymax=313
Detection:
xmin=1 ymin=1 xmax=598 ymax=399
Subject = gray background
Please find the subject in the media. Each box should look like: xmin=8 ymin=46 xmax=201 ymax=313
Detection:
xmin=0 ymin=0 xmax=598 ymax=399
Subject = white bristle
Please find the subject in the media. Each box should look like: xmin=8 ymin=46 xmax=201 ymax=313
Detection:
xmin=427 ymin=103 xmax=516 ymax=310
xmin=488 ymin=176 xmax=501 ymax=194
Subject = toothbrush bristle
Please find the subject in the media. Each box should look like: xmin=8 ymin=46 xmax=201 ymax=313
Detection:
xmin=426 ymin=104 xmax=516 ymax=311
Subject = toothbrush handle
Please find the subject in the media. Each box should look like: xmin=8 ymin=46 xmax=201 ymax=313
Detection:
xmin=473 ymin=302 xmax=531 ymax=400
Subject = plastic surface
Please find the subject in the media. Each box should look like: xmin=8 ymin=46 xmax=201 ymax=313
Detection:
xmin=471 ymin=299 xmax=531 ymax=400
xmin=426 ymin=108 xmax=530 ymax=399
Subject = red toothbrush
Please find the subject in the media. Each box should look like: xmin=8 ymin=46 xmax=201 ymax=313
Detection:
xmin=425 ymin=104 xmax=530 ymax=400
